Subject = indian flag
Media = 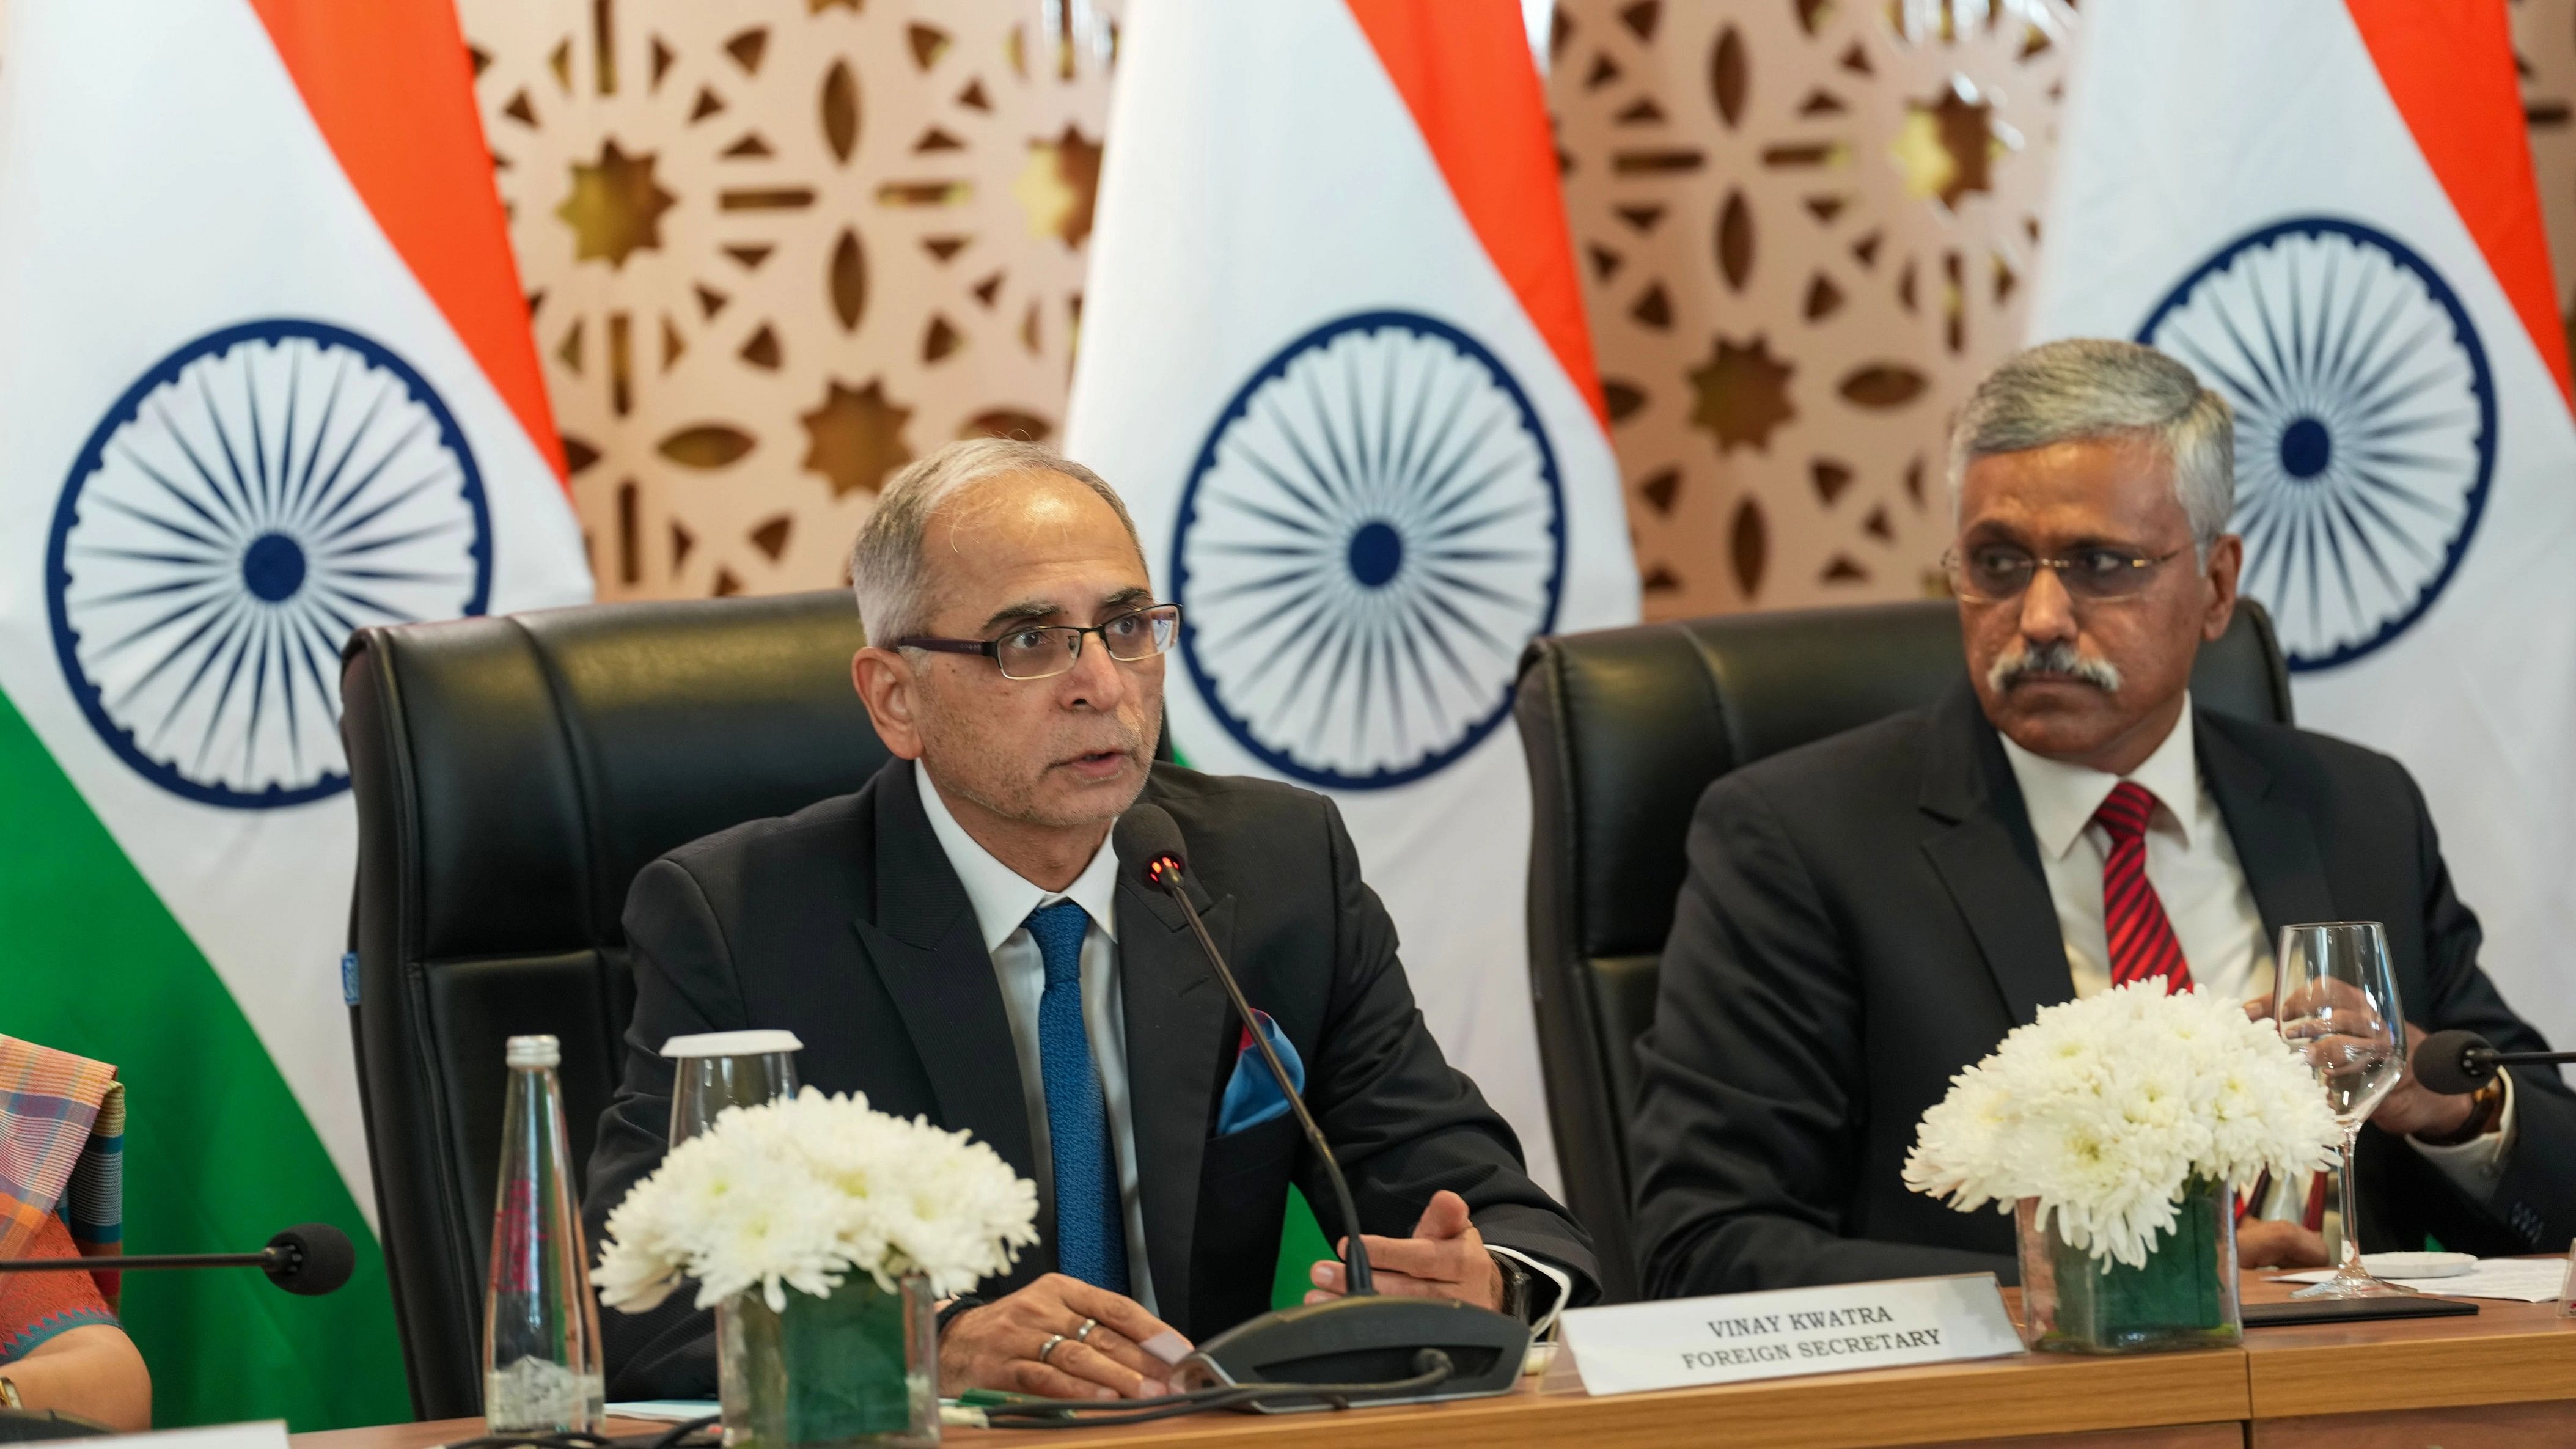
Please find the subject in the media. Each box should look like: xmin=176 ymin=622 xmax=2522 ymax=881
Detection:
xmin=2032 ymin=1 xmax=2576 ymax=1052
xmin=0 ymin=0 xmax=590 ymax=1427
xmin=1066 ymin=0 xmax=1640 ymax=1193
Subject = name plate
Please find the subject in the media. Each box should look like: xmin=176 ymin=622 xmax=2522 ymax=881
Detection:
xmin=1558 ymin=1273 xmax=2024 ymax=1396
xmin=66 ymin=1423 xmax=289 ymax=1449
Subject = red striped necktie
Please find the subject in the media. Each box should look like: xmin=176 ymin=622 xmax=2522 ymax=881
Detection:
xmin=2095 ymin=780 xmax=2195 ymax=994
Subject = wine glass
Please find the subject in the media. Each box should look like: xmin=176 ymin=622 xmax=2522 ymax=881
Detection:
xmin=2273 ymin=922 xmax=2414 ymax=1300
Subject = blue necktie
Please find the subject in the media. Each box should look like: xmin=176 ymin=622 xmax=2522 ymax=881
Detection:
xmin=1026 ymin=900 xmax=1128 ymax=1294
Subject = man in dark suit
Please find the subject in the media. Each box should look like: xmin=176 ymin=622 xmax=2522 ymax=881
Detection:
xmin=1632 ymin=339 xmax=2576 ymax=1297
xmin=585 ymin=438 xmax=1593 ymax=1400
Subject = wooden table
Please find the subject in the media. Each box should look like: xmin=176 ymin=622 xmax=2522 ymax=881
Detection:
xmin=2236 ymin=1272 xmax=2576 ymax=1447
xmin=292 ymin=1272 xmax=2575 ymax=1449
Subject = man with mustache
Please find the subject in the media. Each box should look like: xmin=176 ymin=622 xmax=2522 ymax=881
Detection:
xmin=584 ymin=439 xmax=1594 ymax=1399
xmin=1631 ymin=339 xmax=2576 ymax=1295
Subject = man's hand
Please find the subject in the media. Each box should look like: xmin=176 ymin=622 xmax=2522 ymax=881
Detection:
xmin=1302 ymin=1189 xmax=1505 ymax=1310
xmin=938 ymin=1274 xmax=1180 ymax=1401
xmin=2236 ymin=1218 xmax=2330 ymax=1270
xmin=2241 ymin=996 xmax=2481 ymax=1141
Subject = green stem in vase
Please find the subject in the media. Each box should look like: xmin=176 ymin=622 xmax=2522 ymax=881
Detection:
xmin=723 ymin=1278 xmax=935 ymax=1448
xmin=2028 ymin=1176 xmax=2242 ymax=1354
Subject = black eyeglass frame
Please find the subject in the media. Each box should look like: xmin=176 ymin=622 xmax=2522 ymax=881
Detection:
xmin=892 ymin=603 xmax=1184 ymax=680
xmin=1941 ymin=544 xmax=2192 ymax=603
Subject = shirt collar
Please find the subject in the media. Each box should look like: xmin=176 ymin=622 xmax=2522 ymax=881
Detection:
xmin=1997 ymin=692 xmax=2200 ymax=860
xmin=917 ymin=767 xmax=1121 ymax=953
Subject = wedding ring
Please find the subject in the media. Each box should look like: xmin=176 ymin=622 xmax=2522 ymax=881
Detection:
xmin=1074 ymin=1318 xmax=1099 ymax=1343
xmin=1037 ymin=1333 xmax=1068 ymax=1365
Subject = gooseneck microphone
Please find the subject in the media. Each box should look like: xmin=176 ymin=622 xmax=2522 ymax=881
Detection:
xmin=1113 ymin=805 xmax=1529 ymax=1412
xmin=2413 ymin=1030 xmax=2576 ymax=1097
xmin=1120 ymin=805 xmax=1378 ymax=1296
xmin=0 ymin=1223 xmax=355 ymax=1297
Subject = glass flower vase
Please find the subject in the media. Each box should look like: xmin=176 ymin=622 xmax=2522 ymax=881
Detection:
xmin=720 ymin=1274 xmax=938 ymax=1448
xmin=2016 ymin=1177 xmax=2241 ymax=1354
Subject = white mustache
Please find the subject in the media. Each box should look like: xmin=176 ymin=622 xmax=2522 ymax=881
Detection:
xmin=1989 ymin=640 xmax=2123 ymax=694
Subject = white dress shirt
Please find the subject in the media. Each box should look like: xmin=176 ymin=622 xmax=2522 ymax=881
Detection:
xmin=1998 ymin=694 xmax=2274 ymax=1006
xmin=918 ymin=772 xmax=1161 ymax=1314
xmin=1998 ymin=696 xmax=2514 ymax=1200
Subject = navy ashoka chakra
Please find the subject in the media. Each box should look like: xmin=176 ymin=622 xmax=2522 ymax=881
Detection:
xmin=1173 ymin=310 xmax=1566 ymax=790
xmin=47 ymin=318 xmax=493 ymax=808
xmin=2137 ymin=217 xmax=2495 ymax=672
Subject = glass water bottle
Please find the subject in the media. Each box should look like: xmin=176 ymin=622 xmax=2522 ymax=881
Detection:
xmin=485 ymin=1034 xmax=606 ymax=1432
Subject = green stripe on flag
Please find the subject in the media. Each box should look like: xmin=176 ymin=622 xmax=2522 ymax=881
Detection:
xmin=1271 ymin=1186 xmax=1335 ymax=1311
xmin=0 ymin=687 xmax=408 ymax=1430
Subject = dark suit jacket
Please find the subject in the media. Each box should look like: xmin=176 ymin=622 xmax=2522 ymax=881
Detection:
xmin=585 ymin=757 xmax=1596 ymax=1396
xmin=1632 ymin=680 xmax=2576 ymax=1299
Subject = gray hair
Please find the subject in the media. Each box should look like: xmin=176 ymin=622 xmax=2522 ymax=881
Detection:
xmin=1948 ymin=338 xmax=2236 ymax=554
xmin=846 ymin=438 xmax=1142 ymax=644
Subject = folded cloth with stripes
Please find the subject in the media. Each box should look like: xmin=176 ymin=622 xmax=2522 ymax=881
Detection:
xmin=0 ymin=1035 xmax=123 ymax=1303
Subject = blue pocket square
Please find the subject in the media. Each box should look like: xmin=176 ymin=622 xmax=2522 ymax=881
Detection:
xmin=1216 ymin=1010 xmax=1304 ymax=1135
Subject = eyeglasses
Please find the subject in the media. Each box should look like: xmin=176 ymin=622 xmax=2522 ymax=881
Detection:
xmin=1942 ymin=545 xmax=2187 ymax=603
xmin=894 ymin=603 xmax=1182 ymax=681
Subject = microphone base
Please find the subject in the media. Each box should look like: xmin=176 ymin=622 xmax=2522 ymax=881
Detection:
xmin=1171 ymin=1295 xmax=1532 ymax=1413
xmin=0 ymin=1409 xmax=112 ymax=1442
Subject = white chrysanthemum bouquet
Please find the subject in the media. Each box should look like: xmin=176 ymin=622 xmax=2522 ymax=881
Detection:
xmin=1903 ymin=985 xmax=2340 ymax=1269
xmin=595 ymin=1088 xmax=1038 ymax=1314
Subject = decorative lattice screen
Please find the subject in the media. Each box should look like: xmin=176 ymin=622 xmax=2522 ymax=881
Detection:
xmin=427 ymin=0 xmax=2576 ymax=617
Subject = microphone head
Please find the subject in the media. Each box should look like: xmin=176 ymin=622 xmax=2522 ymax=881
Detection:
xmin=1115 ymin=803 xmax=1187 ymax=889
xmin=2411 ymin=1029 xmax=2498 ymax=1097
xmin=265 ymin=1223 xmax=355 ymax=1296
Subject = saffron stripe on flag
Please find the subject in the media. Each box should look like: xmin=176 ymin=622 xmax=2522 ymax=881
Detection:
xmin=2344 ymin=0 xmax=2573 ymax=407
xmin=1343 ymin=0 xmax=1609 ymax=426
xmin=244 ymin=0 xmax=568 ymax=481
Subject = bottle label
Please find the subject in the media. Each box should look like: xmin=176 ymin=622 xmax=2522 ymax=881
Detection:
xmin=494 ymin=1178 xmax=540 ymax=1295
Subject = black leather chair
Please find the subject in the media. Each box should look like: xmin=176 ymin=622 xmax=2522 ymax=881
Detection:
xmin=340 ymin=589 xmax=891 ymax=1418
xmin=1513 ymin=598 xmax=2292 ymax=1302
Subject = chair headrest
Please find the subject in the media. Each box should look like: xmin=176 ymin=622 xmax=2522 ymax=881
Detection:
xmin=1519 ymin=598 xmax=2292 ymax=961
xmin=342 ymin=589 xmax=894 ymax=959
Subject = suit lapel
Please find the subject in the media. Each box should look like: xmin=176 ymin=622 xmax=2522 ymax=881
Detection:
xmin=1115 ymin=864 xmax=1233 ymax=1330
xmin=848 ymin=761 xmax=1049 ymax=1273
xmin=2198 ymin=715 xmax=2335 ymax=949
xmin=1918 ymin=682 xmax=2075 ymax=1026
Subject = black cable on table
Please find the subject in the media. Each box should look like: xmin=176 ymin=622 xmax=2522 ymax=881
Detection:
xmin=974 ymin=1349 xmax=1456 ymax=1428
xmin=644 ymin=1416 xmax=720 ymax=1449
xmin=432 ymin=1351 xmax=1454 ymax=1440
xmin=431 ymin=1416 xmax=719 ymax=1449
